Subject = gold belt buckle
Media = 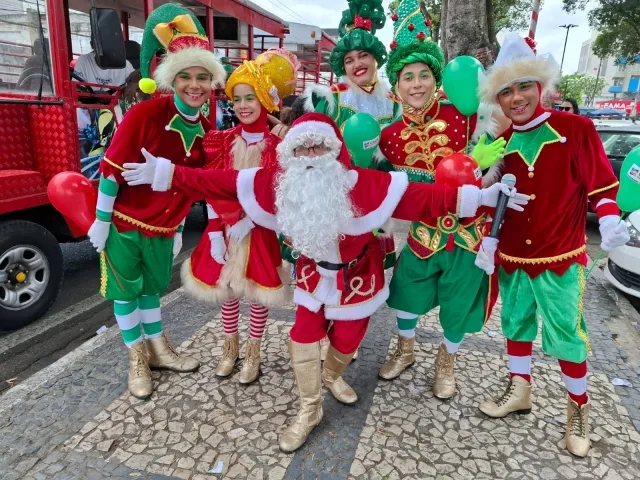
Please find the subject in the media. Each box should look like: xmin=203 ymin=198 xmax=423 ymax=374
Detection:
xmin=347 ymin=258 xmax=358 ymax=269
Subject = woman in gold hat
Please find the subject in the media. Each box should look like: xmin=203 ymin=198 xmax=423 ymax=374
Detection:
xmin=181 ymin=49 xmax=299 ymax=384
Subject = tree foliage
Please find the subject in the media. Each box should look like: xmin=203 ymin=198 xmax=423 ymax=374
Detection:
xmin=559 ymin=73 xmax=606 ymax=105
xmin=389 ymin=0 xmax=540 ymax=51
xmin=562 ymin=0 xmax=640 ymax=63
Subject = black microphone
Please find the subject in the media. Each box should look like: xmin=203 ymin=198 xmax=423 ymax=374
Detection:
xmin=489 ymin=173 xmax=517 ymax=238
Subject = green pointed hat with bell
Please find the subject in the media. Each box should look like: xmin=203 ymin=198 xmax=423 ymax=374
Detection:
xmin=328 ymin=0 xmax=388 ymax=77
xmin=138 ymin=3 xmax=225 ymax=94
xmin=386 ymin=0 xmax=444 ymax=89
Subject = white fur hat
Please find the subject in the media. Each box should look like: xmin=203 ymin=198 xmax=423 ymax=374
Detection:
xmin=479 ymin=33 xmax=559 ymax=106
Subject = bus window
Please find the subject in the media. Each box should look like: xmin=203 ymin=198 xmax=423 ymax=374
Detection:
xmin=0 ymin=0 xmax=53 ymax=95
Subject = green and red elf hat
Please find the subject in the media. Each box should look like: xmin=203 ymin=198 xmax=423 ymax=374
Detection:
xmin=386 ymin=0 xmax=444 ymax=89
xmin=138 ymin=3 xmax=226 ymax=95
xmin=328 ymin=0 xmax=388 ymax=77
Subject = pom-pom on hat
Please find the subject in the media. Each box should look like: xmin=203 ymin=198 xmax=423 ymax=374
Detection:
xmin=225 ymin=48 xmax=300 ymax=113
xmin=328 ymin=0 xmax=388 ymax=77
xmin=479 ymin=32 xmax=559 ymax=106
xmin=386 ymin=0 xmax=444 ymax=89
xmin=138 ymin=4 xmax=226 ymax=95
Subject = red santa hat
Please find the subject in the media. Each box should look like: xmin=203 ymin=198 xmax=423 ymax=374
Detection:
xmin=278 ymin=112 xmax=352 ymax=167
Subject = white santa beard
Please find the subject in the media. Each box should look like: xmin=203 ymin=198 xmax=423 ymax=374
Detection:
xmin=275 ymin=153 xmax=355 ymax=261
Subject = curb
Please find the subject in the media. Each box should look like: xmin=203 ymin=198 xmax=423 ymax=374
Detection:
xmin=0 ymin=287 xmax=185 ymax=415
xmin=0 ymin=248 xmax=195 ymax=382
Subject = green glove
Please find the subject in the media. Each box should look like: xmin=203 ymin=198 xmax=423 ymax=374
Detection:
xmin=471 ymin=134 xmax=507 ymax=170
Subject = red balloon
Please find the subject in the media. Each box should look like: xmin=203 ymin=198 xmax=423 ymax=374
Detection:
xmin=435 ymin=153 xmax=482 ymax=188
xmin=47 ymin=172 xmax=97 ymax=234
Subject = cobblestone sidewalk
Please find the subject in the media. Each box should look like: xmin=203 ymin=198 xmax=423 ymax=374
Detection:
xmin=1 ymin=256 xmax=640 ymax=480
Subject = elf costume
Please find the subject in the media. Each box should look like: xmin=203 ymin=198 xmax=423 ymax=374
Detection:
xmin=377 ymin=0 xmax=503 ymax=401
xmin=181 ymin=49 xmax=298 ymax=385
xmin=122 ymin=111 xmax=529 ymax=453
xmin=86 ymin=4 xmax=225 ymax=399
xmin=475 ymin=33 xmax=630 ymax=457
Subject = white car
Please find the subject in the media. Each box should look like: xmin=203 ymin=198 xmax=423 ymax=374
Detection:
xmin=605 ymin=210 xmax=640 ymax=298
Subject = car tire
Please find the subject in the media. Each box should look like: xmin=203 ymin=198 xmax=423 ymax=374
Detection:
xmin=0 ymin=220 xmax=64 ymax=331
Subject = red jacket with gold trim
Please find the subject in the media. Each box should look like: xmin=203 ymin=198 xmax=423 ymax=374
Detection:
xmin=497 ymin=111 xmax=620 ymax=277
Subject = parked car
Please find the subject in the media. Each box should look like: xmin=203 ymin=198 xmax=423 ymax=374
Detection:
xmin=596 ymin=124 xmax=640 ymax=178
xmin=604 ymin=211 xmax=640 ymax=299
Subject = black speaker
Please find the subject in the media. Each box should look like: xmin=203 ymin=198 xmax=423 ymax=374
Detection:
xmin=91 ymin=8 xmax=126 ymax=69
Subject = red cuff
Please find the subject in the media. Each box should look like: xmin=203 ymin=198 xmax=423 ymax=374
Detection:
xmin=595 ymin=201 xmax=620 ymax=219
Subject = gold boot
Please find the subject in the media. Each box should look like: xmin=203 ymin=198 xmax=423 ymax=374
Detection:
xmin=432 ymin=344 xmax=456 ymax=399
xmin=320 ymin=336 xmax=329 ymax=362
xmin=479 ymin=376 xmax=532 ymax=418
xmin=128 ymin=342 xmax=153 ymax=399
xmin=146 ymin=333 xmax=200 ymax=372
xmin=378 ymin=335 xmax=415 ymax=380
xmin=322 ymin=346 xmax=358 ymax=405
xmin=238 ymin=338 xmax=261 ymax=384
xmin=565 ymin=398 xmax=590 ymax=457
xmin=215 ymin=334 xmax=239 ymax=377
xmin=279 ymin=340 xmax=323 ymax=453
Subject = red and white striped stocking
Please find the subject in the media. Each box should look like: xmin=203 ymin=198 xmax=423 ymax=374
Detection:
xmin=249 ymin=304 xmax=268 ymax=340
xmin=559 ymin=359 xmax=588 ymax=406
xmin=221 ymin=298 xmax=240 ymax=336
xmin=507 ymin=339 xmax=533 ymax=383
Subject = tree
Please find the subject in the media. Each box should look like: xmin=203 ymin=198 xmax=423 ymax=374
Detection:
xmin=392 ymin=0 xmax=541 ymax=61
xmin=562 ymin=0 xmax=640 ymax=64
xmin=558 ymin=73 xmax=606 ymax=105
xmin=441 ymin=0 xmax=488 ymax=60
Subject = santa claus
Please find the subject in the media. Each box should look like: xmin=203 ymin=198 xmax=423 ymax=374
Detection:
xmin=122 ymin=112 xmax=529 ymax=452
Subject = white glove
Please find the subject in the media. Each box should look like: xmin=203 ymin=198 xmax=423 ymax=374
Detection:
xmin=475 ymin=236 xmax=499 ymax=275
xmin=599 ymin=215 xmax=630 ymax=251
xmin=480 ymin=183 xmax=530 ymax=212
xmin=173 ymin=232 xmax=183 ymax=258
xmin=227 ymin=216 xmax=254 ymax=243
xmin=209 ymin=231 xmax=227 ymax=264
xmin=88 ymin=219 xmax=110 ymax=253
xmin=122 ymin=148 xmax=173 ymax=191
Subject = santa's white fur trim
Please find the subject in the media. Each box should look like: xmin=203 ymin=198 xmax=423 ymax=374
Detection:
xmin=236 ymin=168 xmax=278 ymax=230
xmin=152 ymin=157 xmax=173 ymax=192
xmin=154 ymin=46 xmax=226 ymax=91
xmin=279 ymin=121 xmax=342 ymax=156
xmin=293 ymin=287 xmax=324 ymax=313
xmin=479 ymin=56 xmax=559 ymax=106
xmin=343 ymin=171 xmax=409 ymax=236
xmin=325 ymin=285 xmax=389 ymax=320
xmin=302 ymin=83 xmax=335 ymax=115
xmin=180 ymin=259 xmax=233 ymax=304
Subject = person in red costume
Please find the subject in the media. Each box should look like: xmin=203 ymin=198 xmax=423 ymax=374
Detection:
xmin=182 ymin=49 xmax=299 ymax=385
xmin=122 ymin=112 xmax=529 ymax=452
xmin=474 ymin=33 xmax=631 ymax=458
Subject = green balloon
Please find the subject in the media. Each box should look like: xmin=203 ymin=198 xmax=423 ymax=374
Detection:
xmin=343 ymin=113 xmax=381 ymax=168
xmin=617 ymin=144 xmax=640 ymax=213
xmin=442 ymin=56 xmax=485 ymax=116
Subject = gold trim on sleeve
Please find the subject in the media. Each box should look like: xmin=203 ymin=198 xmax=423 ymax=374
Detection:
xmin=103 ymin=157 xmax=126 ymax=172
xmin=588 ymin=181 xmax=619 ymax=197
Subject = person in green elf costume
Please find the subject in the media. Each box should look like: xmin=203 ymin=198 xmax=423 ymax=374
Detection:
xmin=377 ymin=0 xmax=506 ymax=400
xmin=87 ymin=4 xmax=226 ymax=400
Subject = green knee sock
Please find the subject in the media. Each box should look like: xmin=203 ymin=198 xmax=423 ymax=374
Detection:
xmin=114 ymin=300 xmax=142 ymax=347
xmin=139 ymin=294 xmax=163 ymax=339
xmin=397 ymin=316 xmax=419 ymax=338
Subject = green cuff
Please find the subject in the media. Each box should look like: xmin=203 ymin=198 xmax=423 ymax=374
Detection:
xmin=96 ymin=209 xmax=113 ymax=222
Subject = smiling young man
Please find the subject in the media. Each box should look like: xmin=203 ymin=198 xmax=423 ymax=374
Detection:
xmin=86 ymin=4 xmax=225 ymax=399
xmin=475 ymin=33 xmax=630 ymax=457
xmin=377 ymin=0 xmax=505 ymax=400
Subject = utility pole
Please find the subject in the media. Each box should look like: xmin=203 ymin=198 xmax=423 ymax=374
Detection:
xmin=559 ymin=24 xmax=578 ymax=73
xmin=588 ymin=57 xmax=603 ymax=107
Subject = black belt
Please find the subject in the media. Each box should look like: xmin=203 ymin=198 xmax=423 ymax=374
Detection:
xmin=317 ymin=245 xmax=368 ymax=271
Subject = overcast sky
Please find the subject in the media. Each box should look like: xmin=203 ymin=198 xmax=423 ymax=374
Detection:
xmin=253 ymin=0 xmax=594 ymax=75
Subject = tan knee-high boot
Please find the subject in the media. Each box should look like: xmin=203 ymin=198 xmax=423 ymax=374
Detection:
xmin=278 ymin=340 xmax=323 ymax=453
xmin=322 ymin=345 xmax=358 ymax=405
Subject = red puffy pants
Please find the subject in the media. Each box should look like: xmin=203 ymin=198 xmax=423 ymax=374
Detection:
xmin=289 ymin=305 xmax=369 ymax=354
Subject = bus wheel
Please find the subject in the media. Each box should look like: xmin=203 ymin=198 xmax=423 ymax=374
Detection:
xmin=0 ymin=221 xmax=63 ymax=331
